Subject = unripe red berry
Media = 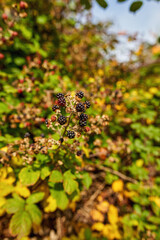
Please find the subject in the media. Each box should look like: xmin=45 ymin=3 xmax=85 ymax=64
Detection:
xmin=41 ymin=118 xmax=45 ymax=122
xmin=12 ymin=31 xmax=18 ymax=37
xmin=18 ymin=89 xmax=23 ymax=94
xmin=26 ymin=122 xmax=31 ymax=127
xmin=0 ymin=53 xmax=4 ymax=60
xmin=19 ymin=79 xmax=24 ymax=83
xmin=51 ymin=115 xmax=56 ymax=122
xmin=20 ymin=1 xmax=28 ymax=9
xmin=2 ymin=13 xmax=8 ymax=20
xmin=85 ymin=126 xmax=90 ymax=132
xmin=35 ymin=87 xmax=40 ymax=92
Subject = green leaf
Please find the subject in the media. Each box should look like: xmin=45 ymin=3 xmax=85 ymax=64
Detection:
xmin=0 ymin=103 xmax=10 ymax=114
xmin=19 ymin=167 xmax=40 ymax=186
xmin=5 ymin=197 xmax=25 ymax=214
xmin=0 ymin=182 xmax=14 ymax=197
xmin=41 ymin=166 xmax=50 ymax=180
xmin=49 ymin=170 xmax=63 ymax=183
xmin=50 ymin=183 xmax=69 ymax=210
xmin=82 ymin=172 xmax=92 ymax=189
xmin=9 ymin=211 xmax=32 ymax=239
xmin=63 ymin=177 xmax=78 ymax=195
xmin=37 ymin=15 xmax=48 ymax=25
xmin=96 ymin=0 xmax=108 ymax=8
xmin=3 ymin=85 xmax=17 ymax=93
xmin=63 ymin=170 xmax=75 ymax=179
xmin=80 ymin=0 xmax=92 ymax=9
xmin=130 ymin=1 xmax=143 ymax=12
xmin=26 ymin=204 xmax=42 ymax=225
xmin=26 ymin=192 xmax=44 ymax=205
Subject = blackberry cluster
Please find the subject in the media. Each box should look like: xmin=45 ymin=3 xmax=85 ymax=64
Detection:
xmin=76 ymin=103 xmax=85 ymax=112
xmin=52 ymin=105 xmax=59 ymax=111
xmin=58 ymin=97 xmax=66 ymax=107
xmin=85 ymin=101 xmax=91 ymax=109
xmin=67 ymin=131 xmax=75 ymax=139
xmin=76 ymin=150 xmax=82 ymax=156
xmin=58 ymin=115 xmax=67 ymax=125
xmin=56 ymin=93 xmax=64 ymax=99
xmin=79 ymin=120 xmax=87 ymax=127
xmin=76 ymin=91 xmax=84 ymax=99
xmin=24 ymin=132 xmax=30 ymax=138
xmin=80 ymin=113 xmax=88 ymax=121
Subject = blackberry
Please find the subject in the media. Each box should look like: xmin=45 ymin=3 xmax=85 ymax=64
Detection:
xmin=80 ymin=113 xmax=88 ymax=121
xmin=79 ymin=120 xmax=87 ymax=127
xmin=52 ymin=105 xmax=59 ymax=111
xmin=58 ymin=115 xmax=67 ymax=125
xmin=76 ymin=91 xmax=84 ymax=99
xmin=58 ymin=97 xmax=66 ymax=107
xmin=24 ymin=132 xmax=30 ymax=138
xmin=85 ymin=101 xmax=91 ymax=109
xmin=56 ymin=93 xmax=64 ymax=99
xmin=41 ymin=133 xmax=45 ymax=138
xmin=76 ymin=150 xmax=82 ymax=156
xmin=67 ymin=131 xmax=75 ymax=139
xmin=76 ymin=103 xmax=85 ymax=112
xmin=59 ymin=138 xmax=64 ymax=143
xmin=45 ymin=119 xmax=49 ymax=125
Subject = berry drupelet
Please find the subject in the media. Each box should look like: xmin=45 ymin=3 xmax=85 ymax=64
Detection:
xmin=58 ymin=115 xmax=67 ymax=125
xmin=52 ymin=105 xmax=59 ymax=111
xmin=80 ymin=113 xmax=88 ymax=121
xmin=58 ymin=97 xmax=66 ymax=107
xmin=56 ymin=93 xmax=64 ymax=99
xmin=79 ymin=120 xmax=87 ymax=127
xmin=24 ymin=132 xmax=30 ymax=138
xmin=76 ymin=103 xmax=85 ymax=112
xmin=67 ymin=131 xmax=75 ymax=139
xmin=84 ymin=101 xmax=91 ymax=109
xmin=76 ymin=91 xmax=84 ymax=99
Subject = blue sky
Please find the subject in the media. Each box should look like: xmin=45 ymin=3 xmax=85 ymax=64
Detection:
xmin=92 ymin=0 xmax=160 ymax=42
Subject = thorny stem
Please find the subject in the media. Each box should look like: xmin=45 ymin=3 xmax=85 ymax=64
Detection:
xmin=54 ymin=112 xmax=73 ymax=156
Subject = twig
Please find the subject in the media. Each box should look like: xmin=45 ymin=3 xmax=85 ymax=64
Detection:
xmin=84 ymin=164 xmax=138 ymax=184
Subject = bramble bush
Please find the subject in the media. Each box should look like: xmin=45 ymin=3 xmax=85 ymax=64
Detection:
xmin=0 ymin=1 xmax=160 ymax=240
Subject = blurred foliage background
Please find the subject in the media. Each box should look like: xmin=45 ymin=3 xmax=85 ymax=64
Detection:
xmin=0 ymin=0 xmax=160 ymax=240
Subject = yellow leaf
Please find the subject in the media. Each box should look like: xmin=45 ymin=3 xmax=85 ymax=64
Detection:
xmin=0 ymin=146 xmax=8 ymax=152
xmin=92 ymin=222 xmax=104 ymax=231
xmin=136 ymin=159 xmax=143 ymax=167
xmin=44 ymin=196 xmax=57 ymax=212
xmin=108 ymin=205 xmax=119 ymax=224
xmin=124 ymin=190 xmax=137 ymax=198
xmin=0 ymin=197 xmax=6 ymax=216
xmin=15 ymin=182 xmax=30 ymax=198
xmin=98 ymin=69 xmax=104 ymax=76
xmin=90 ymin=209 xmax=104 ymax=222
xmin=152 ymin=45 xmax=160 ymax=55
xmin=96 ymin=201 xmax=109 ymax=213
xmin=82 ymin=146 xmax=90 ymax=158
xmin=89 ymin=77 xmax=95 ymax=83
xmin=149 ymin=87 xmax=158 ymax=94
xmin=149 ymin=196 xmax=160 ymax=208
xmin=103 ymin=224 xmax=121 ymax=239
xmin=112 ymin=179 xmax=124 ymax=193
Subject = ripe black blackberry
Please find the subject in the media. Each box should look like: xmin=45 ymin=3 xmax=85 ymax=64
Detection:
xmin=58 ymin=97 xmax=66 ymax=107
xmin=80 ymin=113 xmax=88 ymax=121
xmin=56 ymin=93 xmax=64 ymax=99
xmin=76 ymin=91 xmax=84 ymax=99
xmin=24 ymin=132 xmax=30 ymax=138
xmin=84 ymin=101 xmax=91 ymax=109
xmin=79 ymin=120 xmax=87 ymax=127
xmin=59 ymin=138 xmax=64 ymax=143
xmin=58 ymin=115 xmax=67 ymax=125
xmin=67 ymin=131 xmax=75 ymax=139
xmin=45 ymin=119 xmax=49 ymax=125
xmin=41 ymin=133 xmax=45 ymax=138
xmin=76 ymin=150 xmax=82 ymax=156
xmin=76 ymin=103 xmax=85 ymax=112
xmin=52 ymin=105 xmax=59 ymax=111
